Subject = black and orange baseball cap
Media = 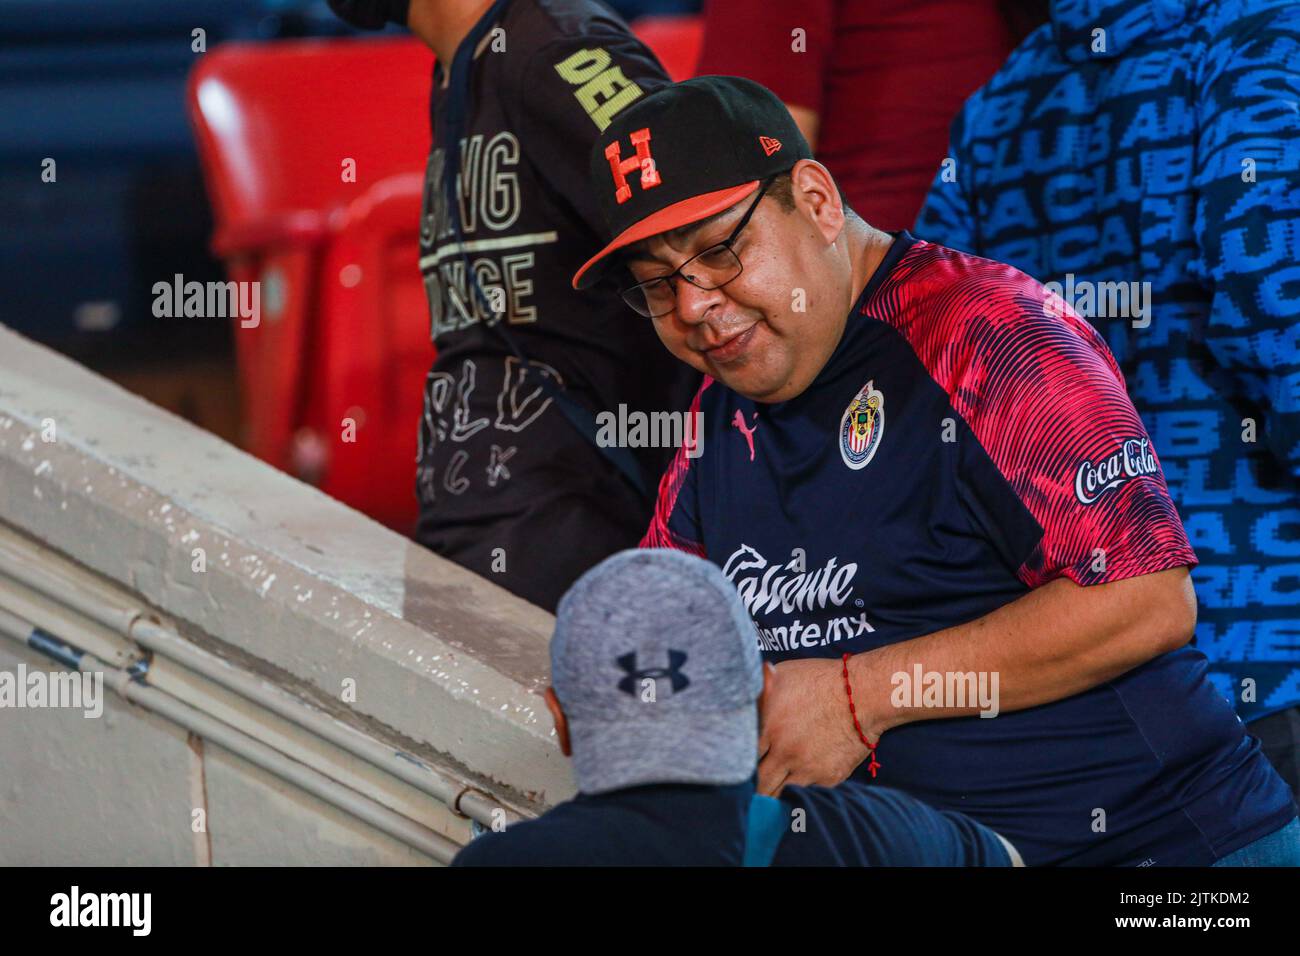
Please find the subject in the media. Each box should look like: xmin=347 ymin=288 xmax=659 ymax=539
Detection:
xmin=570 ymin=76 xmax=813 ymax=291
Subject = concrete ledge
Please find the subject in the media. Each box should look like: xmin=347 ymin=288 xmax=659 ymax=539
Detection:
xmin=0 ymin=325 xmax=573 ymax=814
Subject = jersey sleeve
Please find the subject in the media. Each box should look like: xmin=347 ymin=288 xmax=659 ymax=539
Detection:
xmin=893 ymin=248 xmax=1198 ymax=588
xmin=639 ymin=378 xmax=710 ymax=556
xmin=965 ymin=273 xmax=1196 ymax=587
xmin=696 ymin=0 xmax=834 ymax=115
xmin=510 ymin=27 xmax=670 ymax=238
xmin=774 ymin=784 xmax=1014 ymax=866
xmin=1193 ymin=6 xmax=1300 ymax=480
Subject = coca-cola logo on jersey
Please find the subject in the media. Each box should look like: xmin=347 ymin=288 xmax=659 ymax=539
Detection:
xmin=1074 ymin=438 xmax=1159 ymax=505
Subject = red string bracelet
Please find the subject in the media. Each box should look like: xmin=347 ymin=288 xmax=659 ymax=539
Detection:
xmin=842 ymin=652 xmax=881 ymax=778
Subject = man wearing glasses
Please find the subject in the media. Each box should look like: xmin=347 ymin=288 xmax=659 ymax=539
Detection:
xmin=570 ymin=76 xmax=1300 ymax=866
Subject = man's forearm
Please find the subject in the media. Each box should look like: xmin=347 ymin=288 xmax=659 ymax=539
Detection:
xmin=849 ymin=567 xmax=1196 ymax=736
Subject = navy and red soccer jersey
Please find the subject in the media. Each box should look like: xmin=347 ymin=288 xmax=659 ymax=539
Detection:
xmin=642 ymin=233 xmax=1298 ymax=865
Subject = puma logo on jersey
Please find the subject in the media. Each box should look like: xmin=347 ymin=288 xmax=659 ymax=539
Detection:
xmin=732 ymin=409 xmax=758 ymax=460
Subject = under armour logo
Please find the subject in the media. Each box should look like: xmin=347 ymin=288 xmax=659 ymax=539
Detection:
xmin=617 ymin=650 xmax=689 ymax=698
xmin=605 ymin=127 xmax=662 ymax=205
xmin=759 ymin=135 xmax=782 ymax=157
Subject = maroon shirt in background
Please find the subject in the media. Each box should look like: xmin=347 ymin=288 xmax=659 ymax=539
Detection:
xmin=696 ymin=0 xmax=1017 ymax=230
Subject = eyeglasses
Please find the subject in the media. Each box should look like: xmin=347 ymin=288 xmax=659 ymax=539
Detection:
xmin=620 ymin=176 xmax=774 ymax=318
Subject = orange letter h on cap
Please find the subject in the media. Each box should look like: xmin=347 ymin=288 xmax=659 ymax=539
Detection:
xmin=605 ymin=128 xmax=661 ymax=205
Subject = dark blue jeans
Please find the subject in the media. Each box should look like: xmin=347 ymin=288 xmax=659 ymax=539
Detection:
xmin=1212 ymin=817 xmax=1300 ymax=867
xmin=1252 ymin=704 xmax=1300 ymax=799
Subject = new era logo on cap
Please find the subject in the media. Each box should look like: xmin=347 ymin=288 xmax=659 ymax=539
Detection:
xmin=571 ymin=76 xmax=814 ymax=290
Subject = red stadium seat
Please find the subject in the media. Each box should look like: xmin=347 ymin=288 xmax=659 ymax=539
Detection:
xmin=308 ymin=171 xmax=430 ymax=520
xmin=631 ymin=14 xmax=703 ymax=81
xmin=187 ymin=38 xmax=434 ymax=533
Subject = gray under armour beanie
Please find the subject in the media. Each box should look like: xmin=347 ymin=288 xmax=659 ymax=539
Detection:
xmin=551 ymin=548 xmax=764 ymax=796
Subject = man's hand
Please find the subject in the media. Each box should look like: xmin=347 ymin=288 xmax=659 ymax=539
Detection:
xmin=753 ymin=567 xmax=1196 ymax=795
xmin=757 ymin=657 xmax=875 ymax=795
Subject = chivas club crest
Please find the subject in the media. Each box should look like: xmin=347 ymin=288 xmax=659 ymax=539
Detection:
xmin=840 ymin=380 xmax=884 ymax=470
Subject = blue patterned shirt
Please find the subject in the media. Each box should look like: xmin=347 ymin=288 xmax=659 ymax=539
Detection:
xmin=918 ymin=0 xmax=1300 ymax=722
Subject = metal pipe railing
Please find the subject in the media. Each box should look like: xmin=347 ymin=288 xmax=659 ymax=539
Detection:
xmin=0 ymin=533 xmax=525 ymax=833
xmin=0 ymin=604 xmax=463 ymax=863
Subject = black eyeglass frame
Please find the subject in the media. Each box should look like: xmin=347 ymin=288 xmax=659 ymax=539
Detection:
xmin=620 ymin=175 xmax=776 ymax=318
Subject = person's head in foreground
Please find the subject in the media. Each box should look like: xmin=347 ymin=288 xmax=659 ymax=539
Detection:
xmin=453 ymin=548 xmax=1021 ymax=866
xmin=572 ymin=75 xmax=894 ymax=406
